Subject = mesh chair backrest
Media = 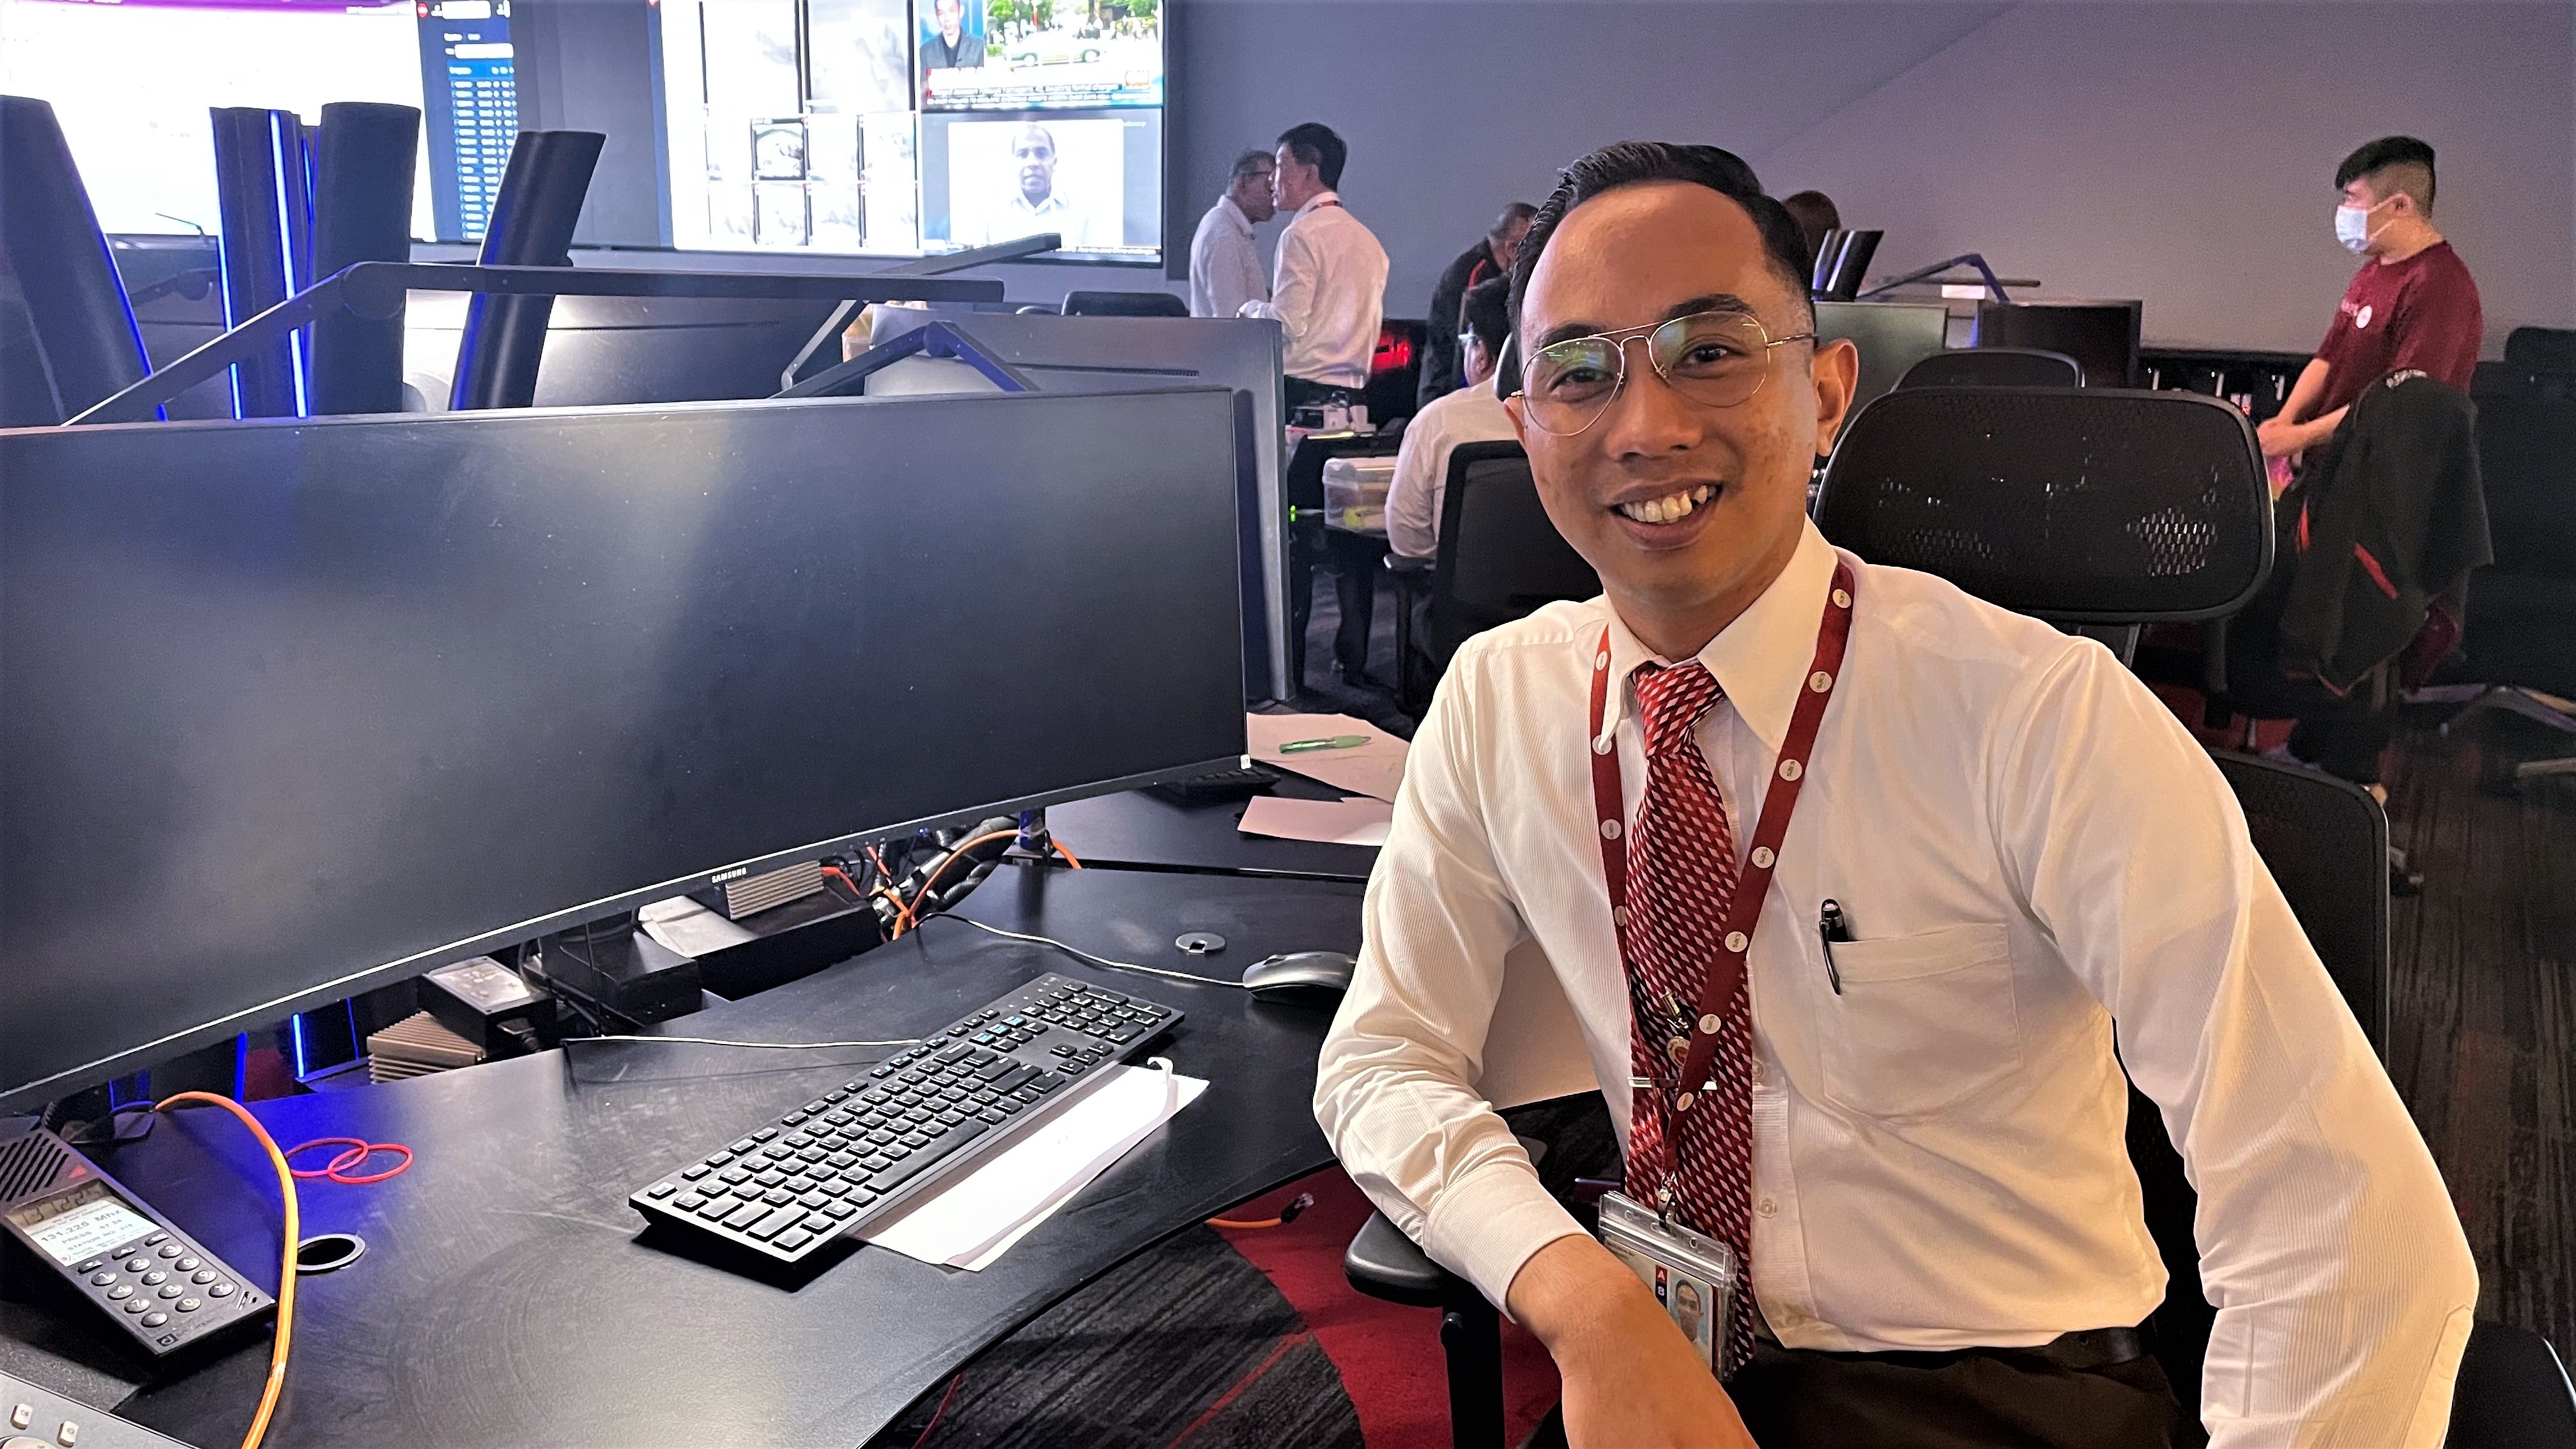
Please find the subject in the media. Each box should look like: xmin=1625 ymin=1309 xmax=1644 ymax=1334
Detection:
xmin=1898 ymin=348 xmax=2082 ymax=390
xmin=2212 ymin=752 xmax=2389 ymax=1056
xmin=1061 ymin=290 xmax=1189 ymax=318
xmin=1430 ymin=441 xmax=1598 ymax=654
xmin=1815 ymin=386 xmax=2270 ymax=622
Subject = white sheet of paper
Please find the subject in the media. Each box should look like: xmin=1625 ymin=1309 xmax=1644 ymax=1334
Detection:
xmin=1245 ymin=712 xmax=1410 ymax=802
xmin=1237 ymin=793 xmax=1393 ymax=848
xmin=865 ymin=1063 xmax=1208 ymax=1271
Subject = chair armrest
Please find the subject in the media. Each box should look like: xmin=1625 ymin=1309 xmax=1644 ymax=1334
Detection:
xmin=1344 ymin=1209 xmax=1455 ymax=1308
xmin=1384 ymin=553 xmax=1432 ymax=576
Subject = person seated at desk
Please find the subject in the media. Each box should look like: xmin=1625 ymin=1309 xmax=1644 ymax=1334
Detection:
xmin=2257 ymin=135 xmax=2482 ymax=467
xmin=1387 ymin=275 xmax=1515 ymax=561
xmin=1315 ymin=140 xmax=2474 ymax=1449
xmin=1419 ymin=202 xmax=1537 ymax=408
xmin=1239 ymin=122 xmax=1389 ymax=417
xmin=1189 ymin=150 xmax=1277 ymax=319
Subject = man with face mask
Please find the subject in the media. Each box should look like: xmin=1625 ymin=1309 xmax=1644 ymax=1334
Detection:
xmin=2256 ymin=136 xmax=2481 ymax=463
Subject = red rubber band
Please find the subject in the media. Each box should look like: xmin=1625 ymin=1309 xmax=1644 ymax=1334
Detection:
xmin=284 ymin=1137 xmax=371 ymax=1179
xmin=325 ymin=1142 xmax=411 ymax=1184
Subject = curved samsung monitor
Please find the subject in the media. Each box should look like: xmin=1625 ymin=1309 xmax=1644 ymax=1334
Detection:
xmin=0 ymin=387 xmax=1246 ymax=1108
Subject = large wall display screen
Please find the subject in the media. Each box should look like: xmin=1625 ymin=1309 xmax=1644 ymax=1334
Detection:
xmin=657 ymin=0 xmax=1163 ymax=261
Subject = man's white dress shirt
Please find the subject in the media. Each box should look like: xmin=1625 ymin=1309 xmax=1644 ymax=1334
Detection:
xmin=1240 ymin=190 xmax=1388 ymax=388
xmin=1385 ymin=378 xmax=1514 ymax=560
xmin=981 ymin=190 xmax=1093 ymax=249
xmin=1189 ymin=195 xmax=1267 ymax=320
xmin=1316 ymin=519 xmax=2476 ymax=1446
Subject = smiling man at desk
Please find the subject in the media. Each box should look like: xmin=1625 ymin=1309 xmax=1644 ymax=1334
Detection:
xmin=1314 ymin=142 xmax=2474 ymax=1449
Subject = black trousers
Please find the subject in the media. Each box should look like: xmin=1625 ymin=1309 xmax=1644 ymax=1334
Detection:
xmin=1526 ymin=1336 xmax=2202 ymax=1449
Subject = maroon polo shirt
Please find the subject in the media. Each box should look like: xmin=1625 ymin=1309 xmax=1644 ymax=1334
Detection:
xmin=2313 ymin=240 xmax=2483 ymax=416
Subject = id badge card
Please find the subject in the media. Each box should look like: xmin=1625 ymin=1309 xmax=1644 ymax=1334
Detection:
xmin=1597 ymin=1190 xmax=1738 ymax=1377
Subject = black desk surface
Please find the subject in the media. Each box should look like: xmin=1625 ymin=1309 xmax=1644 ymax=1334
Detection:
xmin=30 ymin=866 xmax=1359 ymax=1448
xmin=1046 ymin=781 xmax=1382 ymax=884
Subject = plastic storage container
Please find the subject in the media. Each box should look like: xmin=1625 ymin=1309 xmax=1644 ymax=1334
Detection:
xmin=1321 ymin=456 xmax=1397 ymax=532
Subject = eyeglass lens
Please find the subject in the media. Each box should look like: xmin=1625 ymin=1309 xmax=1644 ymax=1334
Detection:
xmin=1522 ymin=311 xmax=1782 ymax=433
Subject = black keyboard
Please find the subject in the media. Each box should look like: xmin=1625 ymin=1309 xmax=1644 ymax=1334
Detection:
xmin=629 ymin=973 xmax=1183 ymax=1263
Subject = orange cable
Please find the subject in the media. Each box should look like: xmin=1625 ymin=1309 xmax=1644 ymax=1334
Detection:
xmin=154 ymin=1092 xmax=297 ymax=1449
xmin=1051 ymin=839 xmax=1084 ymax=869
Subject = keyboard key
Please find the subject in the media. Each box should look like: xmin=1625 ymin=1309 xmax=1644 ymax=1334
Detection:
xmin=723 ymin=1202 xmax=769 ymax=1230
xmin=797 ymin=1192 xmax=829 ymax=1210
xmin=692 ymin=1197 xmax=733 ymax=1220
xmin=774 ymin=1229 xmax=813 ymax=1252
xmin=824 ymin=1201 xmax=858 ymax=1218
xmin=746 ymin=1206 xmax=802 ymax=1241
xmin=208 ymin=1283 xmax=235 ymax=1298
xmin=681 ymin=1165 xmax=711 ymax=1180
xmin=868 ymin=1119 xmax=987 ymax=1194
xmin=762 ymin=1188 xmax=794 ymax=1205
xmin=801 ymin=1213 xmax=836 ymax=1232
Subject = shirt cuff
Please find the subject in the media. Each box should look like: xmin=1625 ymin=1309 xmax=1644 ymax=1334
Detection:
xmin=1420 ymin=1155 xmax=1589 ymax=1312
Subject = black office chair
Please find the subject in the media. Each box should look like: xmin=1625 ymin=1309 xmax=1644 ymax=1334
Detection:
xmin=1386 ymin=441 xmax=1600 ymax=716
xmin=1897 ymin=347 xmax=2083 ymax=390
xmin=1060 ymin=289 xmax=1188 ymax=318
xmin=1285 ymin=430 xmax=1402 ymax=687
xmin=2434 ymin=357 xmax=2576 ymax=790
xmin=2451 ymin=1320 xmax=2576 ymax=1448
xmin=1815 ymin=386 xmax=2273 ymax=666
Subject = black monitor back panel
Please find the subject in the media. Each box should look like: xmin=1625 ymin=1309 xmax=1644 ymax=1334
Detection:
xmin=0 ymin=388 xmax=1246 ymax=1108
xmin=1815 ymin=300 xmax=1949 ymax=412
xmin=1975 ymin=299 xmax=2144 ymax=388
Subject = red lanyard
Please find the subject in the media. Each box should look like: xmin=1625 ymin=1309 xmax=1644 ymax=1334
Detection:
xmin=1589 ymin=560 xmax=1856 ymax=1120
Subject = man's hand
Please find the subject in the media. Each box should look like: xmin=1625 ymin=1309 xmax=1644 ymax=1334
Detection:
xmin=1507 ymin=1236 xmax=1757 ymax=1449
xmin=2256 ymin=414 xmax=2313 ymax=459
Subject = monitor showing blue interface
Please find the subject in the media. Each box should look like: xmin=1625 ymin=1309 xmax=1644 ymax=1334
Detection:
xmin=0 ymin=0 xmax=512 ymax=243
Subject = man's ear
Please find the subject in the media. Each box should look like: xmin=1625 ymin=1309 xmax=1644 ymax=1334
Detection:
xmin=1811 ymin=337 xmax=1860 ymax=458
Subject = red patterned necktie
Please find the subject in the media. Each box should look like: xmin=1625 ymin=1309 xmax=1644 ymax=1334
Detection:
xmin=1621 ymin=659 xmax=1757 ymax=1374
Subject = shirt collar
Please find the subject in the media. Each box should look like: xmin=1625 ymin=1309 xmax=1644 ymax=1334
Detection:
xmin=1296 ymin=190 xmax=1342 ymax=220
xmin=1218 ymin=195 xmax=1254 ymax=234
xmin=1595 ymin=518 xmax=1839 ymax=755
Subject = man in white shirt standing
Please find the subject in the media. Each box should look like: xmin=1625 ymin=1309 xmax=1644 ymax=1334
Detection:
xmin=1315 ymin=141 xmax=2475 ymax=1448
xmin=1188 ymin=150 xmax=1276 ymax=319
xmin=1239 ymin=122 xmax=1388 ymax=416
xmin=1386 ymin=275 xmax=1515 ymax=561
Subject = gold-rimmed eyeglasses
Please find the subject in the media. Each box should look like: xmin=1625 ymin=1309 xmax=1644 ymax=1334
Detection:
xmin=1514 ymin=310 xmax=1817 ymax=436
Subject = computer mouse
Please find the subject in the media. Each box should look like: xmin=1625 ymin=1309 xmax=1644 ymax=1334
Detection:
xmin=1240 ymin=951 xmax=1358 ymax=1000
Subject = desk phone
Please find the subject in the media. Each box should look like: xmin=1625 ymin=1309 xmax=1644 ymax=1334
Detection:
xmin=0 ymin=1130 xmax=272 ymax=1358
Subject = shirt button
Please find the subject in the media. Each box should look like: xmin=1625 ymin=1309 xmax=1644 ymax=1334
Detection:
xmin=1757 ymin=1198 xmax=1778 ymax=1218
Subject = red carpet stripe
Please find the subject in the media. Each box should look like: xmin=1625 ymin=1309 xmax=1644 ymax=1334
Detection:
xmin=1215 ymin=1169 xmax=1558 ymax=1449
xmin=1162 ymin=1331 xmax=1309 ymax=1449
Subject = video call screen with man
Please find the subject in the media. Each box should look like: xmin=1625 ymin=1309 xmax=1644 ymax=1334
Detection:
xmin=918 ymin=109 xmax=1162 ymax=258
xmin=656 ymin=0 xmax=1166 ymax=259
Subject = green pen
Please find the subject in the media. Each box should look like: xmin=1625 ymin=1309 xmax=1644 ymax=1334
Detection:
xmin=1278 ymin=735 xmax=1370 ymax=753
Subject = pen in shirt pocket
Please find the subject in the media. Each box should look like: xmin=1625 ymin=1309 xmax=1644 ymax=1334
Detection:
xmin=1818 ymin=899 xmax=1850 ymax=995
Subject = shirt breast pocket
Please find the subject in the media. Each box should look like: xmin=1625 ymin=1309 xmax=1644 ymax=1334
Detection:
xmin=1816 ymin=923 xmax=2021 ymax=1121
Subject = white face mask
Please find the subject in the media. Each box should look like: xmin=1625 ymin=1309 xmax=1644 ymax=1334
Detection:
xmin=2335 ymin=197 xmax=2390 ymax=254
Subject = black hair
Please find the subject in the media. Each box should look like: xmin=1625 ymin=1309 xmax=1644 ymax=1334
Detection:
xmin=1508 ymin=141 xmax=1815 ymax=336
xmin=1778 ymin=189 xmax=1841 ymax=268
xmin=1229 ymin=149 xmax=1273 ymax=181
xmin=1460 ymin=275 xmax=1511 ymax=360
xmin=1489 ymin=201 xmax=1538 ymax=240
xmin=2334 ymin=135 xmax=2437 ymax=215
xmin=1276 ymin=122 xmax=1347 ymax=191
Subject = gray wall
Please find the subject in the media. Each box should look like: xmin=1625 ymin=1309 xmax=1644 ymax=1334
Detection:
xmin=1166 ymin=0 xmax=2572 ymax=356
